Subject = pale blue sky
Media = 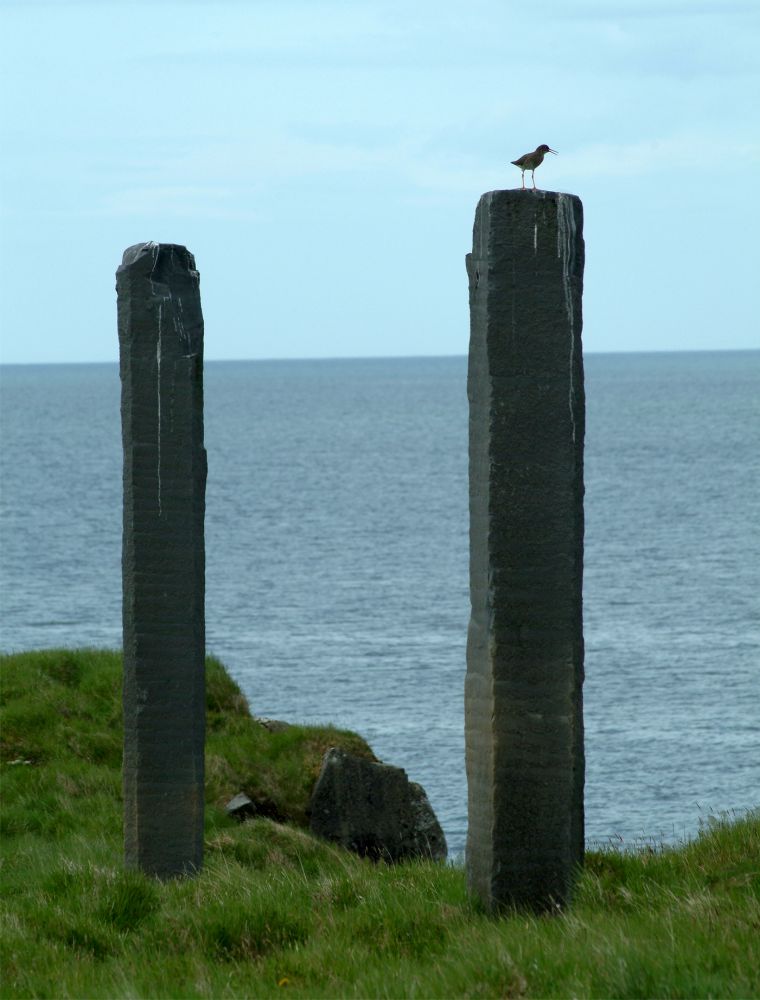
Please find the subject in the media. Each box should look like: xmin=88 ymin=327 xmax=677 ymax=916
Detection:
xmin=1 ymin=0 xmax=758 ymax=363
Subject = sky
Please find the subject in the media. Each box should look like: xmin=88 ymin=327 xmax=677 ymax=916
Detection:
xmin=1 ymin=0 xmax=759 ymax=364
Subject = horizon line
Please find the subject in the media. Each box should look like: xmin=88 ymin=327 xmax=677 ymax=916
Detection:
xmin=1 ymin=346 xmax=759 ymax=368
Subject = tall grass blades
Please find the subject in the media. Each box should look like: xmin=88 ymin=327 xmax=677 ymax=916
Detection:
xmin=2 ymin=649 xmax=759 ymax=999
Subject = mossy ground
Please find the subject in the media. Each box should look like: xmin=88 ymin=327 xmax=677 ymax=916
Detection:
xmin=1 ymin=649 xmax=758 ymax=999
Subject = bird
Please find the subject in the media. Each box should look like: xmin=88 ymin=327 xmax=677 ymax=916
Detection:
xmin=511 ymin=144 xmax=557 ymax=190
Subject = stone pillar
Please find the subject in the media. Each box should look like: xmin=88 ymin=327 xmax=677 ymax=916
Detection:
xmin=117 ymin=242 xmax=207 ymax=878
xmin=465 ymin=191 xmax=585 ymax=911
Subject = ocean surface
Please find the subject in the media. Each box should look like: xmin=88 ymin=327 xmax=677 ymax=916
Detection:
xmin=1 ymin=352 xmax=758 ymax=858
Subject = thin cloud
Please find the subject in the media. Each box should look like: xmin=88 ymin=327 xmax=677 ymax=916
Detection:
xmin=100 ymin=184 xmax=255 ymax=220
xmin=546 ymin=0 xmax=758 ymax=18
xmin=562 ymin=135 xmax=760 ymax=178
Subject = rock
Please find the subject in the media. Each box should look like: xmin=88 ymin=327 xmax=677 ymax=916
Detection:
xmin=224 ymin=792 xmax=286 ymax=823
xmin=225 ymin=793 xmax=256 ymax=821
xmin=253 ymin=717 xmax=292 ymax=733
xmin=309 ymin=748 xmax=447 ymax=862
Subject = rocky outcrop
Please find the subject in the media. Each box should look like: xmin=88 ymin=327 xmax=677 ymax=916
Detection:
xmin=252 ymin=717 xmax=292 ymax=734
xmin=309 ymin=748 xmax=447 ymax=862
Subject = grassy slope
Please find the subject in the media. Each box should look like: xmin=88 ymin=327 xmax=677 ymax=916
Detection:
xmin=1 ymin=649 xmax=758 ymax=1000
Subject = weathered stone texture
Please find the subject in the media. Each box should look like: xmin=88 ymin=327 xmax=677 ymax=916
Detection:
xmin=118 ymin=242 xmax=206 ymax=878
xmin=310 ymin=748 xmax=447 ymax=862
xmin=465 ymin=191 xmax=585 ymax=911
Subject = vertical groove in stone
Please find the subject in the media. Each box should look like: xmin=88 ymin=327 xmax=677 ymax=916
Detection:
xmin=117 ymin=242 xmax=207 ymax=879
xmin=465 ymin=191 xmax=585 ymax=911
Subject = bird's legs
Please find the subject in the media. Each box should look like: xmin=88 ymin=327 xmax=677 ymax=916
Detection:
xmin=531 ymin=170 xmax=537 ymax=190
xmin=521 ymin=171 xmax=526 ymax=190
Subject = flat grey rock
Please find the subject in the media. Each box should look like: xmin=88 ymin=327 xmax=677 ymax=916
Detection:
xmin=225 ymin=793 xmax=256 ymax=820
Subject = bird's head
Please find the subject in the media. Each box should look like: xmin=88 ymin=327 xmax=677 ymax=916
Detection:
xmin=538 ymin=144 xmax=557 ymax=155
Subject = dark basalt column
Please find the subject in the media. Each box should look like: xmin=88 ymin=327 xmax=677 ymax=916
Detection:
xmin=465 ymin=191 xmax=585 ymax=912
xmin=117 ymin=242 xmax=206 ymax=878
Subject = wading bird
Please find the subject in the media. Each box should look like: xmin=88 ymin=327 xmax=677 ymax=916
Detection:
xmin=511 ymin=144 xmax=557 ymax=190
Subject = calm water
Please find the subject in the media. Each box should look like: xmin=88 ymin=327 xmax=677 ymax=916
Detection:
xmin=1 ymin=352 xmax=758 ymax=857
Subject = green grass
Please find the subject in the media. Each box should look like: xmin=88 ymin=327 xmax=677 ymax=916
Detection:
xmin=1 ymin=649 xmax=759 ymax=999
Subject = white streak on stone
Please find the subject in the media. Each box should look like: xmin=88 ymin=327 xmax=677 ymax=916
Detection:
xmin=533 ymin=221 xmax=538 ymax=254
xmin=147 ymin=240 xmax=160 ymax=296
xmin=480 ymin=192 xmax=493 ymax=260
xmin=556 ymin=194 xmax=577 ymax=443
xmin=148 ymin=241 xmax=166 ymax=518
xmin=156 ymin=301 xmax=163 ymax=517
xmin=511 ymin=261 xmax=516 ymax=336
xmin=176 ymin=297 xmax=191 ymax=354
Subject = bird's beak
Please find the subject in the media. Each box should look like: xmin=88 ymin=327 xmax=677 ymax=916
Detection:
xmin=548 ymin=148 xmax=558 ymax=155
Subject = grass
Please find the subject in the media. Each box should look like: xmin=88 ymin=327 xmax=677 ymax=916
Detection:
xmin=1 ymin=649 xmax=759 ymax=999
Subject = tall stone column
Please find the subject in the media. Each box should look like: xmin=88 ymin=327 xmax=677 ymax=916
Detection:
xmin=465 ymin=191 xmax=585 ymax=911
xmin=117 ymin=242 xmax=207 ymax=878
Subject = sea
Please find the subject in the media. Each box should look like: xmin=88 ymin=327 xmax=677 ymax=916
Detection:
xmin=1 ymin=351 xmax=758 ymax=859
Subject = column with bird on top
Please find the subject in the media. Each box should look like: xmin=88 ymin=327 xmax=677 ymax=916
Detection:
xmin=464 ymin=179 xmax=585 ymax=913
